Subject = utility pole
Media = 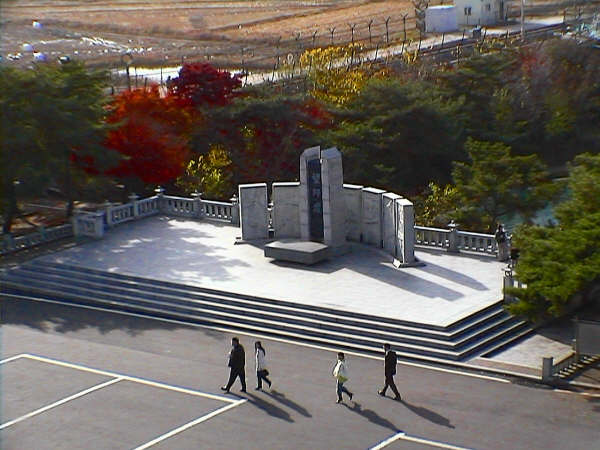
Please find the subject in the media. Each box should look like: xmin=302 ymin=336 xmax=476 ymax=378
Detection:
xmin=521 ymin=0 xmax=525 ymax=40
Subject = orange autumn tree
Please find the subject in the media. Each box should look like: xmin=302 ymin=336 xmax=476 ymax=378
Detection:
xmin=105 ymin=85 xmax=196 ymax=192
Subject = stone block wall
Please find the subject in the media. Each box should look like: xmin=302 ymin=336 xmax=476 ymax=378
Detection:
xmin=361 ymin=187 xmax=386 ymax=247
xmin=343 ymin=184 xmax=363 ymax=242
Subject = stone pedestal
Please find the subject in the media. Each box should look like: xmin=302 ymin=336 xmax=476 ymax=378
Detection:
xmin=272 ymin=182 xmax=300 ymax=239
xmin=239 ymin=183 xmax=268 ymax=240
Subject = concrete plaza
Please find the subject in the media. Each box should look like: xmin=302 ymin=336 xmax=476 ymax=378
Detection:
xmin=36 ymin=215 xmax=504 ymax=328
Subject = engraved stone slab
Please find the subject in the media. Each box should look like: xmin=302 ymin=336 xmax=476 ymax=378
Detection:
xmin=299 ymin=146 xmax=321 ymax=241
xmin=239 ymin=183 xmax=268 ymax=240
xmin=320 ymin=147 xmax=346 ymax=249
xmin=396 ymin=198 xmax=416 ymax=264
xmin=361 ymin=187 xmax=386 ymax=247
xmin=382 ymin=192 xmax=403 ymax=256
xmin=272 ymin=182 xmax=300 ymax=239
xmin=344 ymin=184 xmax=363 ymax=242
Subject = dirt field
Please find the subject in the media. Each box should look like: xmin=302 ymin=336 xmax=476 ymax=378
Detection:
xmin=1 ymin=1 xmax=596 ymax=71
xmin=0 ymin=0 xmax=426 ymax=70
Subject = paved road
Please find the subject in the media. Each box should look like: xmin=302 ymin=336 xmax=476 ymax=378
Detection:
xmin=1 ymin=298 xmax=598 ymax=450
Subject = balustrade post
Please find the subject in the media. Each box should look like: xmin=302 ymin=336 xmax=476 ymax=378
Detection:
xmin=503 ymin=266 xmax=515 ymax=303
xmin=129 ymin=193 xmax=140 ymax=218
xmin=103 ymin=200 xmax=114 ymax=227
xmin=191 ymin=191 xmax=203 ymax=219
xmin=94 ymin=212 xmax=105 ymax=238
xmin=230 ymin=194 xmax=240 ymax=226
xmin=155 ymin=186 xmax=166 ymax=213
xmin=71 ymin=214 xmax=80 ymax=237
xmin=447 ymin=220 xmax=459 ymax=253
xmin=4 ymin=234 xmax=15 ymax=252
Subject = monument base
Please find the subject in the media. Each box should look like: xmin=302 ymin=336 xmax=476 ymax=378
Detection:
xmin=264 ymin=240 xmax=330 ymax=265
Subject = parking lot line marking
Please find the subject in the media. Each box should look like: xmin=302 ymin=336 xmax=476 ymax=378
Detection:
xmin=369 ymin=431 xmax=472 ymax=450
xmin=21 ymin=353 xmax=237 ymax=404
xmin=0 ymin=354 xmax=27 ymax=364
xmin=133 ymin=398 xmax=247 ymax=450
xmin=0 ymin=377 xmax=122 ymax=430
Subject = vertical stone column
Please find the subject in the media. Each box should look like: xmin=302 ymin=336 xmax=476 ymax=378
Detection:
xmin=343 ymin=184 xmax=363 ymax=242
xmin=129 ymin=193 xmax=140 ymax=218
xmin=272 ymin=182 xmax=300 ymax=239
xmin=230 ymin=194 xmax=240 ymax=226
xmin=361 ymin=187 xmax=386 ymax=247
xmin=191 ymin=191 xmax=203 ymax=219
xmin=239 ymin=183 xmax=269 ymax=240
xmin=395 ymin=198 xmax=416 ymax=264
xmin=382 ymin=192 xmax=402 ymax=257
xmin=299 ymin=146 xmax=321 ymax=241
xmin=103 ymin=200 xmax=113 ymax=228
xmin=447 ymin=220 xmax=459 ymax=253
xmin=320 ymin=147 xmax=346 ymax=249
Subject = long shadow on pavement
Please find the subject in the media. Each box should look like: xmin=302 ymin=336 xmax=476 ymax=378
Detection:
xmin=243 ymin=392 xmax=294 ymax=423
xmin=343 ymin=401 xmax=399 ymax=432
xmin=0 ymin=297 xmax=225 ymax=340
xmin=401 ymin=399 xmax=455 ymax=428
xmin=264 ymin=389 xmax=311 ymax=417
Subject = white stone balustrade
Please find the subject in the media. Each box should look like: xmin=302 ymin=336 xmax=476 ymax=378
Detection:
xmin=202 ymin=200 xmax=233 ymax=221
xmin=457 ymin=230 xmax=498 ymax=255
xmin=414 ymin=226 xmax=450 ymax=249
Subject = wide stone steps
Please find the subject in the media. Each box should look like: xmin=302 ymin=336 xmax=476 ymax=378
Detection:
xmin=0 ymin=261 xmax=532 ymax=361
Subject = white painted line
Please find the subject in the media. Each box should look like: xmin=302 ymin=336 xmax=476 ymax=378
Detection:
xmin=370 ymin=431 xmax=473 ymax=450
xmin=6 ymin=295 xmax=510 ymax=384
xmin=133 ymin=399 xmax=247 ymax=450
xmin=0 ymin=377 xmax=122 ymax=430
xmin=21 ymin=354 xmax=237 ymax=404
xmin=0 ymin=354 xmax=27 ymax=364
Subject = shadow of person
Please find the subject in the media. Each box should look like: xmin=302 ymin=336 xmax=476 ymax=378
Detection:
xmin=343 ymin=402 xmax=398 ymax=432
xmin=243 ymin=392 xmax=294 ymax=423
xmin=401 ymin=399 xmax=455 ymax=429
xmin=265 ymin=389 xmax=312 ymax=417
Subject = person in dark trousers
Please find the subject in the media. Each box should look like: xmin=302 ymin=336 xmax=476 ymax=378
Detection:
xmin=254 ymin=341 xmax=272 ymax=390
xmin=332 ymin=352 xmax=353 ymax=404
xmin=378 ymin=343 xmax=401 ymax=400
xmin=221 ymin=337 xmax=246 ymax=393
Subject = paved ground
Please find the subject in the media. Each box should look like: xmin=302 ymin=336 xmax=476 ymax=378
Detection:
xmin=36 ymin=216 xmax=504 ymax=328
xmin=1 ymin=299 xmax=599 ymax=450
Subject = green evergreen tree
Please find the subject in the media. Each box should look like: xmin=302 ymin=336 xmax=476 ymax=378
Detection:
xmin=452 ymin=138 xmax=558 ymax=231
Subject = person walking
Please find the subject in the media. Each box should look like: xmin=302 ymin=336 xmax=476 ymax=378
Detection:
xmin=378 ymin=343 xmax=401 ymax=401
xmin=332 ymin=352 xmax=353 ymax=404
xmin=221 ymin=337 xmax=246 ymax=393
xmin=254 ymin=341 xmax=272 ymax=390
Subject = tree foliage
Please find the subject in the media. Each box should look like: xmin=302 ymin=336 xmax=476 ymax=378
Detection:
xmin=105 ymin=85 xmax=194 ymax=191
xmin=452 ymin=138 xmax=558 ymax=231
xmin=194 ymin=93 xmax=332 ymax=187
xmin=0 ymin=62 xmax=114 ymax=230
xmin=299 ymin=44 xmax=373 ymax=106
xmin=507 ymin=153 xmax=600 ymax=321
xmin=323 ymin=78 xmax=463 ymax=193
xmin=176 ymin=144 xmax=233 ymax=200
xmin=168 ymin=63 xmax=242 ymax=108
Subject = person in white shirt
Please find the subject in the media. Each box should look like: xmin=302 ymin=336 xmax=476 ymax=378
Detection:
xmin=332 ymin=352 xmax=353 ymax=404
xmin=255 ymin=341 xmax=272 ymax=390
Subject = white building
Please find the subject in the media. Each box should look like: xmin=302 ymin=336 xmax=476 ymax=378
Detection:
xmin=454 ymin=0 xmax=505 ymax=26
xmin=425 ymin=5 xmax=459 ymax=33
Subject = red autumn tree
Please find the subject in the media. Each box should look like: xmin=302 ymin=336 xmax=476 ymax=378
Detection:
xmin=168 ymin=63 xmax=242 ymax=107
xmin=105 ymin=85 xmax=194 ymax=190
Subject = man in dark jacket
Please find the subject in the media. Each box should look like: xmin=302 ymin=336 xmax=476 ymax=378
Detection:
xmin=221 ymin=337 xmax=246 ymax=393
xmin=378 ymin=343 xmax=401 ymax=400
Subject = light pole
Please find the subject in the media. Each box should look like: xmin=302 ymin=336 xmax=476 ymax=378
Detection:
xmin=121 ymin=52 xmax=133 ymax=91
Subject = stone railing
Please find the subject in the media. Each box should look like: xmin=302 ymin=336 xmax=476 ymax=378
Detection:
xmin=72 ymin=189 xmax=240 ymax=239
xmin=415 ymin=223 xmax=500 ymax=257
xmin=1 ymin=223 xmax=74 ymax=256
